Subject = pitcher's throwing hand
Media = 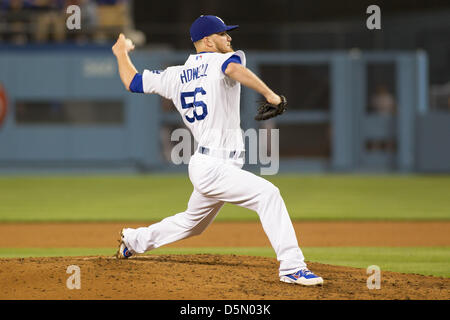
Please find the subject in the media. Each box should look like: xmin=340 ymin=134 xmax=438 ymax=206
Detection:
xmin=112 ymin=33 xmax=135 ymax=56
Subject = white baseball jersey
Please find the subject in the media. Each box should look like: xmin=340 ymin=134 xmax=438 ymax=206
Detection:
xmin=141 ymin=50 xmax=246 ymax=152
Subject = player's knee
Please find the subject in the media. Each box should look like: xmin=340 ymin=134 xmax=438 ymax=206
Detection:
xmin=262 ymin=182 xmax=281 ymax=198
xmin=188 ymin=226 xmax=204 ymax=236
xmin=185 ymin=220 xmax=208 ymax=237
xmin=272 ymin=185 xmax=281 ymax=198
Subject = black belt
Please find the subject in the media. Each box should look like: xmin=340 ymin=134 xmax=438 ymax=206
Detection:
xmin=198 ymin=146 xmax=245 ymax=159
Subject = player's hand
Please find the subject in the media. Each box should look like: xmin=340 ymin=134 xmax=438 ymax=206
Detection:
xmin=112 ymin=33 xmax=135 ymax=56
xmin=265 ymin=93 xmax=282 ymax=105
xmin=255 ymin=95 xmax=287 ymax=121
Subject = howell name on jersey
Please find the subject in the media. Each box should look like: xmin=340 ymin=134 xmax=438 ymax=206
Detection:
xmin=180 ymin=63 xmax=209 ymax=84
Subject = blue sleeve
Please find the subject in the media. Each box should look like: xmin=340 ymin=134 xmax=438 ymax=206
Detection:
xmin=129 ymin=73 xmax=143 ymax=93
xmin=221 ymin=55 xmax=242 ymax=74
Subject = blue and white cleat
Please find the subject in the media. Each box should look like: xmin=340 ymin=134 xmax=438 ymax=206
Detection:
xmin=280 ymin=269 xmax=324 ymax=286
xmin=116 ymin=229 xmax=133 ymax=259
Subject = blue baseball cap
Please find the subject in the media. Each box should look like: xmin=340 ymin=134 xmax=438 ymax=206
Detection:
xmin=190 ymin=15 xmax=239 ymax=42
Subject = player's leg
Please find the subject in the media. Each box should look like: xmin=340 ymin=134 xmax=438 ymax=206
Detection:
xmin=225 ymin=168 xmax=306 ymax=277
xmin=122 ymin=190 xmax=224 ymax=253
xmin=189 ymin=153 xmax=306 ymax=277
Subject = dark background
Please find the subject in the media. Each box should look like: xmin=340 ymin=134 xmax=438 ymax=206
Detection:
xmin=132 ymin=0 xmax=450 ymax=85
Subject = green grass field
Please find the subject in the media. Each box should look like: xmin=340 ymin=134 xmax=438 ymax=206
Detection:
xmin=0 ymin=174 xmax=449 ymax=278
xmin=0 ymin=174 xmax=449 ymax=221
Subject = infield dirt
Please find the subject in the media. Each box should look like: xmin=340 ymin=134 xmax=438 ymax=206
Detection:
xmin=0 ymin=221 xmax=449 ymax=300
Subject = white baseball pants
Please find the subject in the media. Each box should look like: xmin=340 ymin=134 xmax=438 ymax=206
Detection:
xmin=122 ymin=151 xmax=307 ymax=276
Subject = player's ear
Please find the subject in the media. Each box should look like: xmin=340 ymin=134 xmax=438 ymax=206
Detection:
xmin=203 ymin=36 xmax=213 ymax=48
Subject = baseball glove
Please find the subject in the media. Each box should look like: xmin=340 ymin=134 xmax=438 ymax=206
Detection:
xmin=254 ymin=95 xmax=287 ymax=121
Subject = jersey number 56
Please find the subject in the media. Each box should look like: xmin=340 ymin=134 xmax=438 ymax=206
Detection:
xmin=180 ymin=87 xmax=208 ymax=123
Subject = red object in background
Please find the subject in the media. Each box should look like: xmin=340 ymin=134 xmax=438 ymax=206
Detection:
xmin=0 ymin=83 xmax=7 ymax=127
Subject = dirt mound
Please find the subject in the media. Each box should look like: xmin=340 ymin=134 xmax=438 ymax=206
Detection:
xmin=0 ymin=254 xmax=448 ymax=300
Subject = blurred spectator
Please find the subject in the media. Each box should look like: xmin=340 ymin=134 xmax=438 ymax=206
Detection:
xmin=1 ymin=0 xmax=145 ymax=45
xmin=30 ymin=0 xmax=67 ymax=43
xmin=93 ymin=0 xmax=130 ymax=42
xmin=79 ymin=0 xmax=98 ymax=38
xmin=0 ymin=0 xmax=33 ymax=44
xmin=370 ymin=84 xmax=396 ymax=115
xmin=64 ymin=0 xmax=98 ymax=44
xmin=368 ymin=84 xmax=396 ymax=152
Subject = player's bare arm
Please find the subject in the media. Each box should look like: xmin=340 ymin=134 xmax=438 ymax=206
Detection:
xmin=224 ymin=62 xmax=281 ymax=105
xmin=112 ymin=33 xmax=138 ymax=91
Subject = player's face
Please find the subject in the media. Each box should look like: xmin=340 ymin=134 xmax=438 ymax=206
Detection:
xmin=210 ymin=32 xmax=233 ymax=53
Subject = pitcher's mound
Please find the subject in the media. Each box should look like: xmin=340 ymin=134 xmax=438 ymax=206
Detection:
xmin=0 ymin=254 xmax=448 ymax=300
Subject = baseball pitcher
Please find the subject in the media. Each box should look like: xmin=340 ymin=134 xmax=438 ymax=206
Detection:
xmin=112 ymin=15 xmax=323 ymax=286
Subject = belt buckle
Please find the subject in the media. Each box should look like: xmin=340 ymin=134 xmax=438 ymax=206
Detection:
xmin=229 ymin=150 xmax=244 ymax=159
xmin=199 ymin=146 xmax=209 ymax=155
